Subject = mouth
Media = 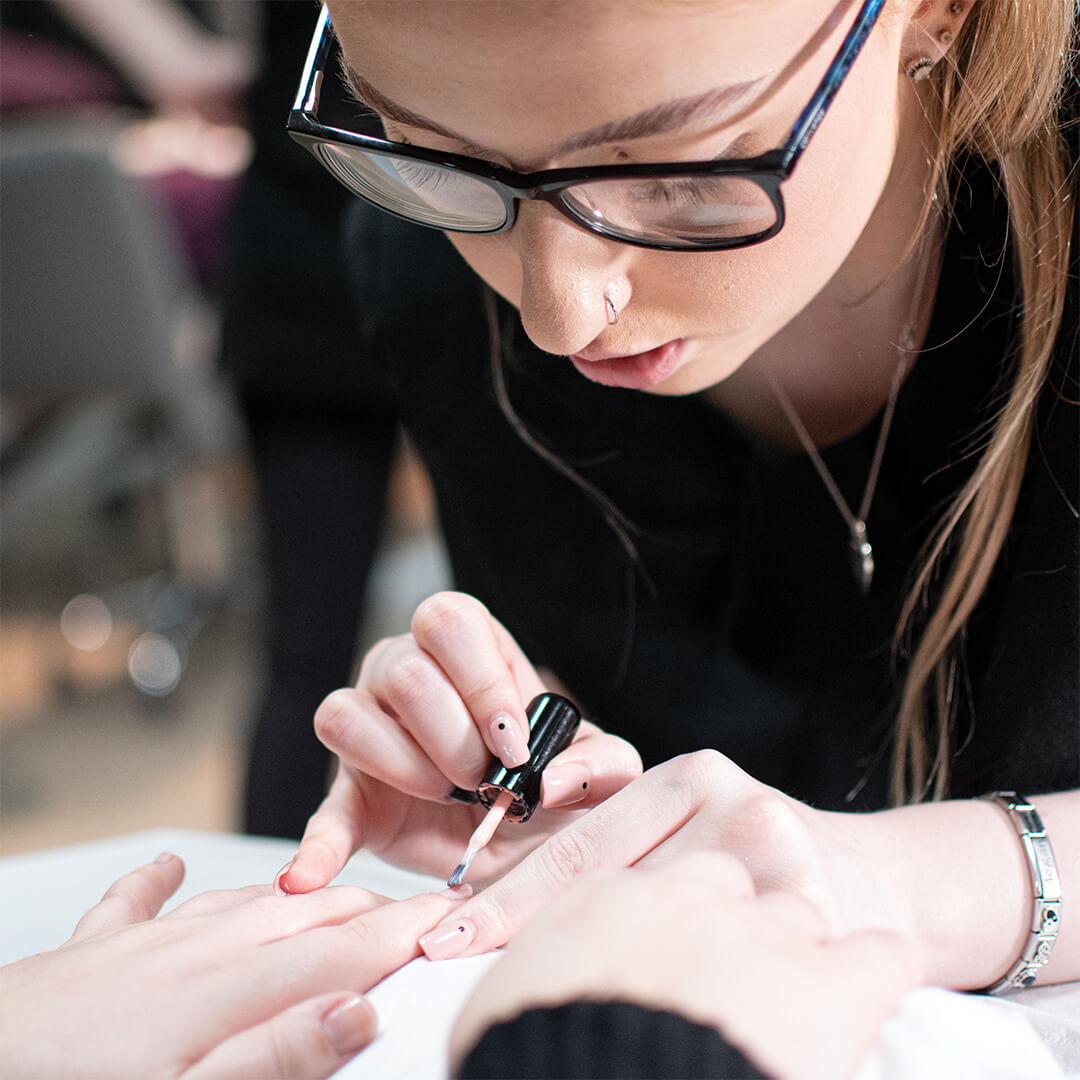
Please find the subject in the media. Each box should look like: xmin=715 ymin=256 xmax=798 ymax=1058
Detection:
xmin=569 ymin=340 xmax=686 ymax=390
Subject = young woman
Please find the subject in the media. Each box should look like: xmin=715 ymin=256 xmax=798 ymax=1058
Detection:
xmin=277 ymin=0 xmax=1078 ymax=1002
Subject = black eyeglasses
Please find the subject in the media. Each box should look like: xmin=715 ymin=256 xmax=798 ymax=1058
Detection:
xmin=287 ymin=0 xmax=885 ymax=252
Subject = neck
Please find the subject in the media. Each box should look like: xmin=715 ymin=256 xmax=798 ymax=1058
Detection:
xmin=708 ymin=87 xmax=942 ymax=449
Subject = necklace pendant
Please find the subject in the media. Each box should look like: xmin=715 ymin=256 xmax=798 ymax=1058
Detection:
xmin=849 ymin=520 xmax=874 ymax=596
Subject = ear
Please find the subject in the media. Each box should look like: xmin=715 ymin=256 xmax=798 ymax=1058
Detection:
xmin=900 ymin=0 xmax=976 ymax=80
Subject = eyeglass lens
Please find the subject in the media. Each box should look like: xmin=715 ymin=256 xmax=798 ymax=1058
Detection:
xmin=313 ymin=143 xmax=509 ymax=231
xmin=312 ymin=141 xmax=778 ymax=245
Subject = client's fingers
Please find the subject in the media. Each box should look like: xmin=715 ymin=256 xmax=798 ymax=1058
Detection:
xmin=183 ymin=992 xmax=378 ymax=1080
xmin=196 ymin=889 xmax=468 ymax=1031
xmin=68 ymin=853 xmax=185 ymax=942
xmin=270 ymin=889 xmax=468 ymax=992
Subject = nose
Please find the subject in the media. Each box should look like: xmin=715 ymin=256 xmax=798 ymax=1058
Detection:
xmin=509 ymin=201 xmax=631 ymax=357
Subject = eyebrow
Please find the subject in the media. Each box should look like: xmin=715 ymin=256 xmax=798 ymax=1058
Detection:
xmin=341 ymin=63 xmax=768 ymax=159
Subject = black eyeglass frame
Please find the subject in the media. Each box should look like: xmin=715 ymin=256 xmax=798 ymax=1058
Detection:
xmin=287 ymin=0 xmax=886 ymax=253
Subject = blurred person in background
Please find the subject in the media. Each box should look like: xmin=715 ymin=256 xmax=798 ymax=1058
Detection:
xmin=218 ymin=2 xmax=485 ymax=840
xmin=0 ymin=0 xmax=255 ymax=286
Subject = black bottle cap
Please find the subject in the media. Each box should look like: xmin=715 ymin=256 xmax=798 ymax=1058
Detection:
xmin=476 ymin=692 xmax=581 ymax=822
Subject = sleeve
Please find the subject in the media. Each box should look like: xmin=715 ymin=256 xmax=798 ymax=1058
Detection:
xmin=456 ymin=1001 xmax=771 ymax=1080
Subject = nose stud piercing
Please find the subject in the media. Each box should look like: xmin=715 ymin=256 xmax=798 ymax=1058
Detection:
xmin=605 ymin=294 xmax=619 ymax=326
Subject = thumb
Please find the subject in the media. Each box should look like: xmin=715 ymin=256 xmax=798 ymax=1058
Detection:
xmin=183 ymin=993 xmax=378 ymax=1080
xmin=276 ymin=765 xmax=367 ymax=895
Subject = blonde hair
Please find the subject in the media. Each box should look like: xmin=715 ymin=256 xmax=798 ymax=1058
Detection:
xmin=892 ymin=0 xmax=1077 ymax=802
xmin=485 ymin=1 xmax=1077 ymax=803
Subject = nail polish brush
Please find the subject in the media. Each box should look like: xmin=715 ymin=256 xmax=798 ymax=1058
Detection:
xmin=446 ymin=692 xmax=581 ymax=887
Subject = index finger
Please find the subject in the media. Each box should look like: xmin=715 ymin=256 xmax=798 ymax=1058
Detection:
xmin=418 ymin=764 xmax=704 ymax=960
xmin=410 ymin=593 xmax=545 ymax=769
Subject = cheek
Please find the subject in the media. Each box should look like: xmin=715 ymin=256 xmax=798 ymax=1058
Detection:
xmin=667 ymin=69 xmax=900 ymax=359
xmin=781 ymin=77 xmax=899 ymax=284
xmin=446 ymin=233 xmax=522 ymax=307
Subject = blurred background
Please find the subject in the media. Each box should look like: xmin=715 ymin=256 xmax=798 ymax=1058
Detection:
xmin=1 ymin=0 xmax=452 ymax=855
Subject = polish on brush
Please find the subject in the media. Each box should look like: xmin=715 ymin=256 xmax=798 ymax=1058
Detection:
xmin=445 ymin=693 xmax=582 ymax=888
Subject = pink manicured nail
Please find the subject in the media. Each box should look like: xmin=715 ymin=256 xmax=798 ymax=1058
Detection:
xmin=440 ymin=883 xmax=474 ymax=899
xmin=154 ymin=851 xmax=174 ymax=864
xmin=419 ymin=918 xmax=476 ymax=960
xmin=490 ymin=714 xmax=530 ymax=768
xmin=541 ymin=763 xmax=591 ymax=808
xmin=273 ymin=860 xmax=294 ymax=896
xmin=322 ymin=996 xmax=377 ymax=1054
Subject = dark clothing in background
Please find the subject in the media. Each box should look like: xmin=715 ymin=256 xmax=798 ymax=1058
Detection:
xmin=459 ymin=1003 xmax=769 ymax=1080
xmin=342 ymin=144 xmax=1078 ymax=812
xmin=220 ymin=2 xmax=406 ymax=839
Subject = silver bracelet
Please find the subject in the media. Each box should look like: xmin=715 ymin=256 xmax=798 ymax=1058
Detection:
xmin=978 ymin=792 xmax=1061 ymax=995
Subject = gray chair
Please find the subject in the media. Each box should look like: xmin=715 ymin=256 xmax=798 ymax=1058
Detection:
xmin=1 ymin=118 xmax=242 ymax=696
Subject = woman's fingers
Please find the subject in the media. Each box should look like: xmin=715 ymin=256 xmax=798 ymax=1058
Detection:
xmin=419 ymin=751 xmax=796 ymax=960
xmin=315 ymin=685 xmax=451 ymax=799
xmin=539 ymin=720 xmax=643 ymax=810
xmin=419 ymin=766 xmax=697 ymax=959
xmin=195 ymin=889 xmax=468 ymax=1033
xmin=68 ymin=852 xmax=185 ymax=942
xmin=355 ymin=635 xmax=495 ymax=790
xmin=188 ymin=886 xmax=392 ymax=948
xmin=278 ymin=765 xmax=369 ymax=894
xmin=182 ymin=992 xmax=378 ymax=1080
xmin=410 ymin=592 xmax=542 ymax=768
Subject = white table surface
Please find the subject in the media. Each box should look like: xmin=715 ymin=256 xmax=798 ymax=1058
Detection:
xmin=2 ymin=828 xmax=1078 ymax=1079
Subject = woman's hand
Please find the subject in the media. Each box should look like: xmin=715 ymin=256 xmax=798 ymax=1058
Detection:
xmin=416 ymin=751 xmax=1078 ymax=992
xmin=278 ymin=592 xmax=642 ymax=892
xmin=450 ymin=852 xmax=922 ymax=1080
xmin=417 ymin=750 xmax=867 ymax=960
xmin=0 ymin=853 xmax=468 ymax=1079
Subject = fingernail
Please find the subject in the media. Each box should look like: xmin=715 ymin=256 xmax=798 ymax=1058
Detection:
xmin=273 ymin=860 xmax=294 ymax=896
xmin=322 ymin=995 xmax=377 ymax=1055
xmin=419 ymin=918 xmax=476 ymax=961
xmin=541 ymin=763 xmax=591 ymax=808
xmin=154 ymin=851 xmax=174 ymax=865
xmin=439 ymin=883 xmax=474 ymax=899
xmin=490 ymin=714 xmax=529 ymax=768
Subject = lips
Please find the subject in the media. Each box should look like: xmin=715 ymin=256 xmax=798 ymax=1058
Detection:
xmin=570 ymin=340 xmax=685 ymax=390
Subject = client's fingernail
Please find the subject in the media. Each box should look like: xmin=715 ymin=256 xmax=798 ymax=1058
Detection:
xmin=490 ymin=714 xmax=530 ymax=768
xmin=322 ymin=995 xmax=377 ymax=1055
xmin=273 ymin=860 xmax=294 ymax=896
xmin=154 ymin=851 xmax=175 ymax=865
xmin=541 ymin=763 xmax=591 ymax=808
xmin=419 ymin=918 xmax=476 ymax=961
xmin=440 ymin=883 xmax=474 ymax=899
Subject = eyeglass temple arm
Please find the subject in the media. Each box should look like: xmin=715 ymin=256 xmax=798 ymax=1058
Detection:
xmin=293 ymin=3 xmax=334 ymax=114
xmin=781 ymin=0 xmax=885 ymax=169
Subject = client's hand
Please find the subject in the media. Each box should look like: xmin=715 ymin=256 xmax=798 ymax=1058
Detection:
xmin=0 ymin=853 xmax=467 ymax=1080
xmin=451 ymin=852 xmax=921 ymax=1080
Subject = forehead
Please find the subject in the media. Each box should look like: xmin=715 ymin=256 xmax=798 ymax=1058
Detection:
xmin=328 ymin=0 xmax=841 ymax=157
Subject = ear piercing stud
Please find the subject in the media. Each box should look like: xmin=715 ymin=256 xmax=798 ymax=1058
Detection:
xmin=907 ymin=57 xmax=936 ymax=81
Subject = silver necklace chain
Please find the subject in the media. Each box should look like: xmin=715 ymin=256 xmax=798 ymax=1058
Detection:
xmin=766 ymin=225 xmax=938 ymax=595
